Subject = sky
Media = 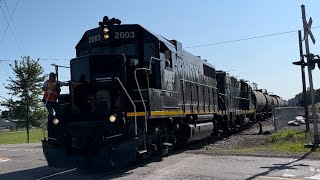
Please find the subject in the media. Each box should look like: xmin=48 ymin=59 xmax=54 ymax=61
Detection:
xmin=0 ymin=0 xmax=320 ymax=103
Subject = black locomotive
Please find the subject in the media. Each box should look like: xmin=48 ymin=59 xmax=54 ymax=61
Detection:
xmin=42 ymin=17 xmax=286 ymax=168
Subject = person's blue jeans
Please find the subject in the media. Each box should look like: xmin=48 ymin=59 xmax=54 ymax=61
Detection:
xmin=44 ymin=101 xmax=59 ymax=124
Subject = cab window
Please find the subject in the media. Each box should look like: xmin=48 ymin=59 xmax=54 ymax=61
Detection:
xmin=160 ymin=42 xmax=172 ymax=68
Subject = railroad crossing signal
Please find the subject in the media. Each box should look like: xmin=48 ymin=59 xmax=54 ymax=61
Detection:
xmin=300 ymin=4 xmax=319 ymax=146
xmin=303 ymin=17 xmax=316 ymax=44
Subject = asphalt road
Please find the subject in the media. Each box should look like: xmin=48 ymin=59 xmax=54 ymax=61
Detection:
xmin=0 ymin=143 xmax=320 ymax=180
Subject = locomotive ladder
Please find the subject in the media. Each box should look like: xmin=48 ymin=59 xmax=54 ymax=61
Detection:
xmin=134 ymin=67 xmax=149 ymax=154
xmin=132 ymin=57 xmax=161 ymax=154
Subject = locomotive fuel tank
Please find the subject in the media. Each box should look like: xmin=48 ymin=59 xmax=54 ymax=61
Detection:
xmin=178 ymin=122 xmax=214 ymax=143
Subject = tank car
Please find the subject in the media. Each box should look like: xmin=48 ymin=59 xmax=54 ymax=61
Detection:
xmin=270 ymin=95 xmax=286 ymax=107
xmin=251 ymin=89 xmax=287 ymax=120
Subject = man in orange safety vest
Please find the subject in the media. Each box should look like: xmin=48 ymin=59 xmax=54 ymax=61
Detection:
xmin=42 ymin=72 xmax=68 ymax=123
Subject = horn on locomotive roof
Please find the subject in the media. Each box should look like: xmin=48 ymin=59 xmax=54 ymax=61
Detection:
xmin=99 ymin=16 xmax=121 ymax=26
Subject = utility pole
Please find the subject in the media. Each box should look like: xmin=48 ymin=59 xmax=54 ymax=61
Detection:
xmin=26 ymin=62 xmax=31 ymax=143
xmin=301 ymin=4 xmax=319 ymax=146
xmin=26 ymin=92 xmax=30 ymax=143
xmin=292 ymin=30 xmax=310 ymax=132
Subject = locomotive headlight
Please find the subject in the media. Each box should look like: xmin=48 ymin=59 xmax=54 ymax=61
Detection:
xmin=103 ymin=27 xmax=110 ymax=39
xmin=103 ymin=27 xmax=109 ymax=33
xmin=109 ymin=115 xmax=117 ymax=122
xmin=53 ymin=118 xmax=59 ymax=125
xmin=104 ymin=34 xmax=110 ymax=39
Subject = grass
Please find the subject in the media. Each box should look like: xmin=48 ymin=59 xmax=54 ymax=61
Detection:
xmin=263 ymin=129 xmax=319 ymax=153
xmin=206 ymin=129 xmax=320 ymax=157
xmin=309 ymin=102 xmax=320 ymax=113
xmin=265 ymin=141 xmax=311 ymax=152
xmin=0 ymin=129 xmax=47 ymax=145
xmin=265 ymin=129 xmax=305 ymax=144
xmin=249 ymin=130 xmax=319 ymax=153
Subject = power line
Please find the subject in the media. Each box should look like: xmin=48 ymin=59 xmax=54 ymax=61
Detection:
xmin=0 ymin=26 xmax=318 ymax=60
xmin=0 ymin=57 xmax=70 ymax=81
xmin=0 ymin=0 xmax=20 ymax=41
xmin=39 ymin=58 xmax=71 ymax=61
xmin=0 ymin=58 xmax=72 ymax=62
xmin=0 ymin=12 xmax=26 ymax=56
xmin=184 ymin=26 xmax=320 ymax=48
xmin=0 ymin=0 xmax=22 ymax=51
xmin=2 ymin=0 xmax=27 ymax=54
xmin=0 ymin=61 xmax=11 ymax=77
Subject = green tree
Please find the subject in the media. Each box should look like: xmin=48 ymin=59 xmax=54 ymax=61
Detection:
xmin=294 ymin=87 xmax=320 ymax=107
xmin=295 ymin=89 xmax=311 ymax=106
xmin=0 ymin=98 xmax=16 ymax=119
xmin=2 ymin=56 xmax=47 ymax=143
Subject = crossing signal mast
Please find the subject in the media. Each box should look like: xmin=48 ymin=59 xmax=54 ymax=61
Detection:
xmin=293 ymin=4 xmax=319 ymax=147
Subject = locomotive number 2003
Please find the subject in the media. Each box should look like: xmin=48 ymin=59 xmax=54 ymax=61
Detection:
xmin=88 ymin=34 xmax=101 ymax=43
xmin=115 ymin=31 xmax=135 ymax=39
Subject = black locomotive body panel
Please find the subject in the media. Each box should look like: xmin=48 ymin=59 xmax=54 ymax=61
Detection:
xmin=239 ymin=80 xmax=253 ymax=110
xmin=216 ymin=71 xmax=240 ymax=112
xmin=176 ymin=49 xmax=218 ymax=114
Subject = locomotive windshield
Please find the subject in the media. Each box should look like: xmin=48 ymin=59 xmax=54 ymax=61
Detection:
xmin=71 ymin=55 xmax=126 ymax=83
xmin=79 ymin=43 xmax=137 ymax=58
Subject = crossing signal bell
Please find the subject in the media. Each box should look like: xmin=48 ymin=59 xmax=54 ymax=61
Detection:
xmin=305 ymin=54 xmax=320 ymax=70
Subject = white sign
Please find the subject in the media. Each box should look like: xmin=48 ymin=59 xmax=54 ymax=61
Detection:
xmin=303 ymin=17 xmax=316 ymax=44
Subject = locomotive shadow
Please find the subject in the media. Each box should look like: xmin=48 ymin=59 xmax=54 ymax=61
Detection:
xmin=0 ymin=142 xmax=205 ymax=180
xmin=0 ymin=166 xmax=69 ymax=180
xmin=0 ymin=153 xmax=170 ymax=180
xmin=0 ymin=163 xmax=149 ymax=180
xmin=99 ymin=144 xmax=215 ymax=178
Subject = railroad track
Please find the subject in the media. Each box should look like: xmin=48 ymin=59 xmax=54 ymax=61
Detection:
xmin=36 ymin=168 xmax=79 ymax=180
xmin=35 ymin=167 xmax=128 ymax=180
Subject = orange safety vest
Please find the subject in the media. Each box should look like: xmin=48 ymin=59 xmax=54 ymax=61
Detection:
xmin=43 ymin=81 xmax=60 ymax=103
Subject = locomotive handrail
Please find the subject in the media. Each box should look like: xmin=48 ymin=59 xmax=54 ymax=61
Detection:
xmin=131 ymin=57 xmax=160 ymax=153
xmin=180 ymin=79 xmax=217 ymax=89
xmin=134 ymin=68 xmax=149 ymax=132
xmin=95 ymin=77 xmax=113 ymax=83
xmin=133 ymin=89 xmax=149 ymax=91
xmin=132 ymin=56 xmax=161 ymax=134
xmin=149 ymin=57 xmax=161 ymax=71
xmin=96 ymin=77 xmax=112 ymax=81
xmin=218 ymin=93 xmax=229 ymax=97
xmin=218 ymin=93 xmax=228 ymax=109
xmin=114 ymin=77 xmax=138 ymax=136
xmin=161 ymin=89 xmax=178 ymax=94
